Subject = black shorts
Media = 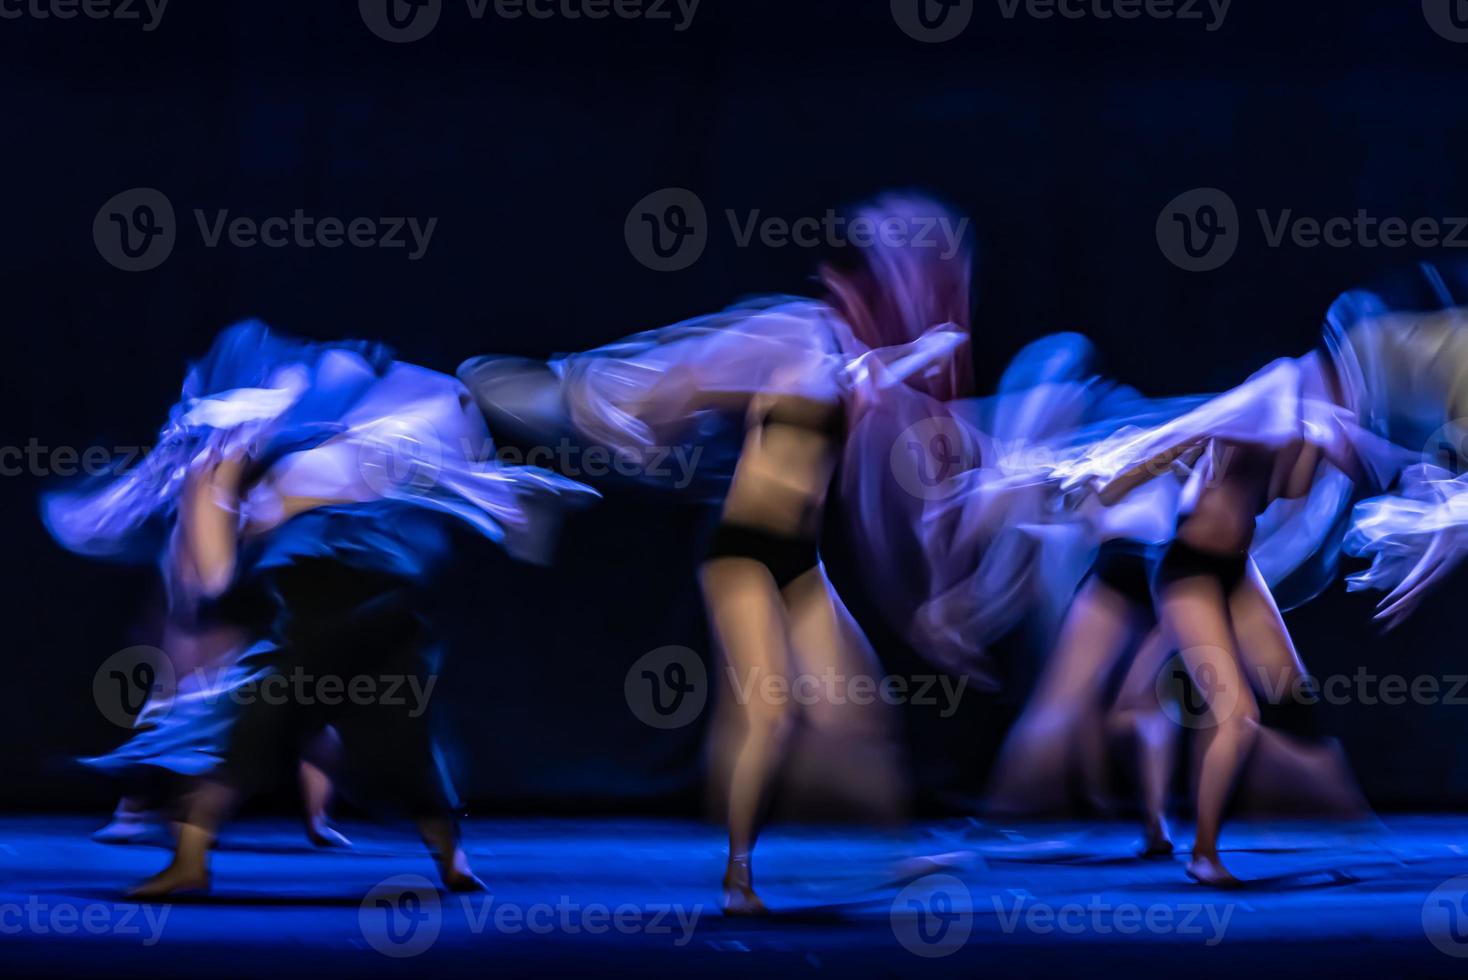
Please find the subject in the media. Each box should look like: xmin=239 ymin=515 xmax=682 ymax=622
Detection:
xmin=1087 ymin=539 xmax=1159 ymax=610
xmin=706 ymin=523 xmax=820 ymax=590
xmin=1154 ymin=539 xmax=1251 ymax=596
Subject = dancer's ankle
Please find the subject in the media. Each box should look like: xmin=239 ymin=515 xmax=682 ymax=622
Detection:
xmin=436 ymin=847 xmax=485 ymax=893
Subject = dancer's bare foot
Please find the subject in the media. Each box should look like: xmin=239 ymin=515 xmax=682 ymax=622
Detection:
xmin=127 ymin=861 xmax=210 ymax=898
xmin=437 ymin=848 xmax=486 ymax=893
xmin=1139 ymin=819 xmax=1174 ymax=858
xmin=1185 ymin=853 xmax=1241 ymax=888
xmin=721 ymin=857 xmax=768 ymax=916
xmin=305 ymin=819 xmax=352 ymax=849
xmin=415 ymin=817 xmax=484 ymax=892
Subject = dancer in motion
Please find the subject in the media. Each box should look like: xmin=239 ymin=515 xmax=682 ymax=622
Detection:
xmin=965 ymin=336 xmax=1188 ymax=840
xmin=1062 ymin=320 xmax=1399 ymax=886
xmin=984 ymin=500 xmax=1181 ymax=850
xmin=86 ymin=590 xmax=350 ymax=850
xmin=695 ymin=265 xmax=970 ymax=913
xmin=46 ymin=321 xmax=595 ymax=896
xmin=1335 ymin=272 xmax=1468 ymax=623
xmin=461 ymin=195 xmax=976 ymax=914
xmin=980 ymin=356 xmax=1354 ymax=854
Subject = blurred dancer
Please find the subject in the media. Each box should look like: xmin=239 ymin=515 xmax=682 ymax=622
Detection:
xmin=461 ymin=195 xmax=975 ymax=914
xmin=698 ymin=276 xmax=968 ymax=913
xmin=1071 ymin=326 xmax=1396 ymax=886
xmin=1338 ymin=276 xmax=1468 ymax=621
xmin=880 ymin=334 xmax=1193 ymax=852
xmin=984 ymin=510 xmax=1178 ymax=844
xmin=972 ymin=336 xmax=1184 ymax=834
xmin=46 ymin=322 xmax=595 ymax=896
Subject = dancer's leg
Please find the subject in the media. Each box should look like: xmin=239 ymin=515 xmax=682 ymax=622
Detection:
xmin=987 ymin=578 xmax=1140 ymax=815
xmin=702 ymin=557 xmax=797 ymax=915
xmin=127 ymin=778 xmax=236 ymax=897
xmin=299 ymin=726 xmax=349 ymax=847
xmin=1073 ymin=700 xmax=1114 ymax=815
xmin=414 ymin=816 xmax=483 ymax=893
xmin=783 ymin=566 xmax=907 ymax=817
xmin=329 ymin=618 xmax=483 ymax=893
xmin=335 ymin=709 xmax=482 ymax=891
xmin=127 ymin=632 xmax=303 ymax=896
xmin=1227 ymin=562 xmax=1307 ymax=688
xmin=1156 ymin=575 xmax=1259 ymax=887
xmin=1228 ymin=564 xmax=1367 ymax=815
xmin=299 ymin=763 xmax=351 ymax=851
xmin=1110 ymin=627 xmax=1179 ymax=855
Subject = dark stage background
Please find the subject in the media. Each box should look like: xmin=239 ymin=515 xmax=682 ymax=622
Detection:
xmin=5 ymin=1 xmax=1468 ymax=814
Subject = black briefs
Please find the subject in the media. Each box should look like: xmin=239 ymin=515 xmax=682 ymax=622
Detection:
xmin=706 ymin=523 xmax=820 ymax=590
xmin=1088 ymin=538 xmax=1159 ymax=610
xmin=1154 ymin=538 xmax=1251 ymax=596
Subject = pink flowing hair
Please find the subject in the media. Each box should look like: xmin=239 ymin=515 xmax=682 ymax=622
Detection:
xmin=818 ymin=193 xmax=975 ymax=402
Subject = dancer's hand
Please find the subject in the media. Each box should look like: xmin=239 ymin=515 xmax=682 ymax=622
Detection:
xmin=1375 ymin=533 xmax=1462 ymax=631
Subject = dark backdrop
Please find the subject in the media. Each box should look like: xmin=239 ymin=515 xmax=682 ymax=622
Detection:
xmin=5 ymin=1 xmax=1468 ymax=813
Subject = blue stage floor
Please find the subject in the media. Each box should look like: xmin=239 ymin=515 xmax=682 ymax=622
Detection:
xmin=3 ymin=815 xmax=1467 ymax=977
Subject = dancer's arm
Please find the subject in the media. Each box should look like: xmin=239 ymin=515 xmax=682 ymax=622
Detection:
xmin=180 ymin=451 xmax=247 ymax=598
xmin=1096 ymin=439 xmax=1205 ymax=506
xmin=1374 ymin=531 xmax=1464 ymax=630
xmin=848 ymin=325 xmax=968 ymax=390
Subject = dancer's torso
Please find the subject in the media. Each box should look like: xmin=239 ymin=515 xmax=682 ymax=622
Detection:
xmin=1176 ymin=438 xmax=1318 ymax=555
xmin=720 ymin=374 xmax=845 ymax=541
